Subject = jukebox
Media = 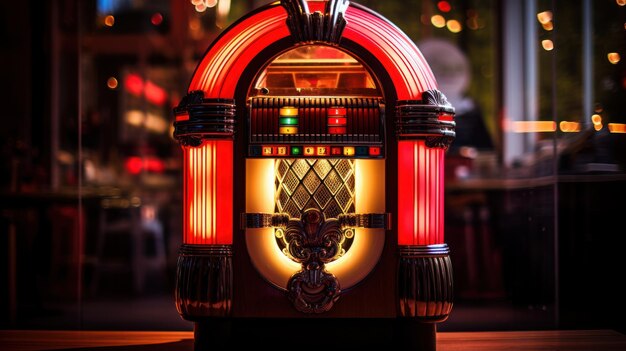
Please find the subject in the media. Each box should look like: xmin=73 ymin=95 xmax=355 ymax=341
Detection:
xmin=173 ymin=0 xmax=455 ymax=349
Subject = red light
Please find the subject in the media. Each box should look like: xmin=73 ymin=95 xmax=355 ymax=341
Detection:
xmin=328 ymin=107 xmax=347 ymax=116
xmin=144 ymin=81 xmax=167 ymax=106
xmin=124 ymin=73 xmax=168 ymax=106
xmin=125 ymin=157 xmax=143 ymax=175
xmin=331 ymin=147 xmax=342 ymax=155
xmin=183 ymin=141 xmax=233 ymax=245
xmin=398 ymin=140 xmax=445 ymax=245
xmin=175 ymin=114 xmax=189 ymax=122
xmin=125 ymin=74 xmax=144 ymax=96
xmin=438 ymin=1 xmax=451 ymax=12
xmin=369 ymin=147 xmax=381 ymax=156
xmin=328 ymin=127 xmax=347 ymax=134
xmin=124 ymin=156 xmax=165 ymax=174
xmin=328 ymin=117 xmax=347 ymax=126
xmin=151 ymin=13 xmax=163 ymax=26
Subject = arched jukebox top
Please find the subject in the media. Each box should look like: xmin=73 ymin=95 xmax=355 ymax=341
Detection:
xmin=173 ymin=0 xmax=455 ymax=321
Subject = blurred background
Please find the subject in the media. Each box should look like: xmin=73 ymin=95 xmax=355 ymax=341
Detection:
xmin=1 ymin=0 xmax=625 ymax=333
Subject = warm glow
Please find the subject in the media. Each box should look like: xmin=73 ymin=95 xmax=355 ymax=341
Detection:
xmin=446 ymin=19 xmax=462 ymax=33
xmin=125 ymin=110 xmax=168 ymax=133
xmin=107 ymin=77 xmax=118 ymax=89
xmin=542 ymin=40 xmax=554 ymax=51
xmin=618 ymin=0 xmax=626 ymax=6
xmin=206 ymin=0 xmax=218 ymax=8
xmin=591 ymin=114 xmax=602 ymax=125
xmin=542 ymin=22 xmax=554 ymax=31
xmin=191 ymin=0 xmax=203 ymax=5
xmin=510 ymin=121 xmax=556 ymax=133
xmin=104 ymin=15 xmax=115 ymax=27
xmin=594 ymin=123 xmax=603 ymax=131
xmin=537 ymin=11 xmax=553 ymax=24
xmin=431 ymin=15 xmax=446 ymax=28
xmin=559 ymin=121 xmax=581 ymax=132
xmin=195 ymin=3 xmax=207 ymax=12
xmin=398 ymin=140 xmax=445 ymax=246
xmin=183 ymin=141 xmax=233 ymax=244
xmin=608 ymin=52 xmax=621 ymax=64
xmin=608 ymin=123 xmax=626 ymax=133
xmin=245 ymin=159 xmax=385 ymax=290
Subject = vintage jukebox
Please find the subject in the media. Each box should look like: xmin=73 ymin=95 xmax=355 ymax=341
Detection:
xmin=173 ymin=0 xmax=455 ymax=349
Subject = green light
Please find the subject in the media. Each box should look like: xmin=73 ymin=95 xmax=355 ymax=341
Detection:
xmin=291 ymin=146 xmax=302 ymax=155
xmin=279 ymin=117 xmax=299 ymax=126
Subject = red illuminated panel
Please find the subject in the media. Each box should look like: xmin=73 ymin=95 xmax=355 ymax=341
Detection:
xmin=398 ymin=140 xmax=444 ymax=246
xmin=183 ymin=140 xmax=233 ymax=245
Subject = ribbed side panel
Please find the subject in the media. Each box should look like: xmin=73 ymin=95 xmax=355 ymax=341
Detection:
xmin=175 ymin=245 xmax=233 ymax=320
xmin=398 ymin=251 xmax=453 ymax=321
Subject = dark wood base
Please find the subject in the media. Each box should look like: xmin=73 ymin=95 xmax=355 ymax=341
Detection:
xmin=193 ymin=318 xmax=436 ymax=350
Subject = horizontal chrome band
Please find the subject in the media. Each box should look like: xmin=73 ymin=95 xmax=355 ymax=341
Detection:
xmin=399 ymin=244 xmax=450 ymax=257
xmin=179 ymin=244 xmax=232 ymax=256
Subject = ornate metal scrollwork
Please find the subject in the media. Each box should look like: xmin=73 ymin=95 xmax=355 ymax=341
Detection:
xmin=281 ymin=0 xmax=350 ymax=45
xmin=284 ymin=208 xmax=344 ymax=313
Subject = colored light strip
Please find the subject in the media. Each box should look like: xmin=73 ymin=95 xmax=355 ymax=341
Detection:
xmin=327 ymin=117 xmax=347 ymax=126
xmin=183 ymin=140 xmax=233 ymax=245
xmin=280 ymin=106 xmax=299 ymax=116
xmin=328 ymin=107 xmax=347 ymax=116
xmin=279 ymin=117 xmax=299 ymax=126
xmin=254 ymin=145 xmax=383 ymax=158
xmin=279 ymin=126 xmax=298 ymax=134
xmin=398 ymin=140 xmax=444 ymax=246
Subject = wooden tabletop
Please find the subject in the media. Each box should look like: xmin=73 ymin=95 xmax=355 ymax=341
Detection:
xmin=1 ymin=329 xmax=626 ymax=351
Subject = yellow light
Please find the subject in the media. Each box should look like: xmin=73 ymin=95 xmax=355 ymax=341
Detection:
xmin=278 ymin=126 xmax=298 ymax=134
xmin=104 ymin=15 xmax=115 ymax=27
xmin=608 ymin=123 xmax=626 ymax=133
xmin=559 ymin=121 xmax=581 ymax=132
xmin=608 ymin=52 xmax=621 ymax=64
xmin=106 ymin=77 xmax=118 ymax=89
xmin=510 ymin=121 xmax=556 ymax=133
xmin=431 ymin=15 xmax=446 ymax=28
xmin=277 ymin=147 xmax=288 ymax=156
xmin=343 ymin=147 xmax=355 ymax=156
xmin=591 ymin=114 xmax=602 ymax=125
xmin=594 ymin=123 xmax=603 ymax=131
xmin=303 ymin=146 xmax=315 ymax=156
xmin=542 ymin=39 xmax=554 ymax=51
xmin=618 ymin=0 xmax=626 ymax=6
xmin=446 ymin=19 xmax=462 ymax=33
xmin=537 ymin=11 xmax=553 ymax=24
xmin=279 ymin=106 xmax=299 ymax=116
xmin=542 ymin=22 xmax=553 ymax=31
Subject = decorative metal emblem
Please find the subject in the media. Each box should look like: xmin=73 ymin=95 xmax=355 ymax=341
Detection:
xmin=282 ymin=208 xmax=344 ymax=313
xmin=281 ymin=0 xmax=350 ymax=45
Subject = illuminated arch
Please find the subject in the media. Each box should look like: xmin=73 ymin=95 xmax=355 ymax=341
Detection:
xmin=188 ymin=1 xmax=437 ymax=100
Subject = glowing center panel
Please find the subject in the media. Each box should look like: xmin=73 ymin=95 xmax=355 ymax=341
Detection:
xmin=245 ymin=158 xmax=386 ymax=311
